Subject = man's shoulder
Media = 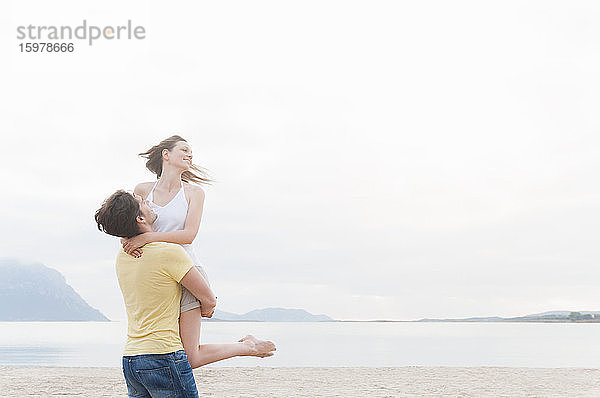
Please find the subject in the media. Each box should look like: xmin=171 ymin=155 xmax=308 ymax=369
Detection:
xmin=145 ymin=242 xmax=182 ymax=249
xmin=142 ymin=243 xmax=193 ymax=277
xmin=116 ymin=243 xmax=190 ymax=269
xmin=117 ymin=243 xmax=185 ymax=262
xmin=143 ymin=242 xmax=187 ymax=255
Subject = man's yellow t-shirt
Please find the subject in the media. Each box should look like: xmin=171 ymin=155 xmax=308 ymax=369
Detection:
xmin=116 ymin=242 xmax=193 ymax=356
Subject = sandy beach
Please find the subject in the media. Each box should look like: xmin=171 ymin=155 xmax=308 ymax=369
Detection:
xmin=1 ymin=366 xmax=600 ymax=397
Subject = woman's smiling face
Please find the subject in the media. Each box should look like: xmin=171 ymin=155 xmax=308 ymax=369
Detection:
xmin=164 ymin=140 xmax=193 ymax=170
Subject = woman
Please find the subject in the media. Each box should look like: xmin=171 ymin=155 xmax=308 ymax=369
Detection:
xmin=121 ymin=135 xmax=276 ymax=368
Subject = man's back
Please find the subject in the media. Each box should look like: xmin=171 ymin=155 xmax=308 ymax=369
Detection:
xmin=116 ymin=242 xmax=192 ymax=356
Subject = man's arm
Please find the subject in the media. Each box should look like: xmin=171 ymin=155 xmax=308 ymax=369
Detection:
xmin=180 ymin=267 xmax=217 ymax=318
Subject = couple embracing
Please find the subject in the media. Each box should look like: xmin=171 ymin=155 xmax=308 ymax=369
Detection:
xmin=95 ymin=135 xmax=276 ymax=397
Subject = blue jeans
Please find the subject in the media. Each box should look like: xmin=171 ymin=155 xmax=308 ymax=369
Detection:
xmin=122 ymin=350 xmax=198 ymax=398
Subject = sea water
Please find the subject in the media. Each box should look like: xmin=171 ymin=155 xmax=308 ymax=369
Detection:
xmin=1 ymin=321 xmax=599 ymax=368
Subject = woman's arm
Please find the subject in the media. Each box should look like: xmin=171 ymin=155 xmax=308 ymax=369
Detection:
xmin=180 ymin=267 xmax=217 ymax=318
xmin=122 ymin=185 xmax=205 ymax=254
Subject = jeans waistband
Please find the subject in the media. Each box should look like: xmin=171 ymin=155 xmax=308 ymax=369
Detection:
xmin=123 ymin=350 xmax=185 ymax=360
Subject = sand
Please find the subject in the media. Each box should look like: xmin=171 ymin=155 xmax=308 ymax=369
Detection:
xmin=1 ymin=366 xmax=600 ymax=397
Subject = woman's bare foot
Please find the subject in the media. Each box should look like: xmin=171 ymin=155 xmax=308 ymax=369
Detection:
xmin=238 ymin=335 xmax=276 ymax=357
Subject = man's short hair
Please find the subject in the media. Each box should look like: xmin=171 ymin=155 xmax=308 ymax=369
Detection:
xmin=95 ymin=190 xmax=142 ymax=238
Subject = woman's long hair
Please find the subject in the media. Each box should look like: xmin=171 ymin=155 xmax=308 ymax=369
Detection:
xmin=139 ymin=135 xmax=213 ymax=185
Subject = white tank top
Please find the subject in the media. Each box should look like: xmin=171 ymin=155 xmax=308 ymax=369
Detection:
xmin=147 ymin=180 xmax=201 ymax=266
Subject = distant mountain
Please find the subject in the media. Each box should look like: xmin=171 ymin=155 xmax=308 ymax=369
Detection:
xmin=212 ymin=308 xmax=335 ymax=322
xmin=0 ymin=259 xmax=109 ymax=321
xmin=417 ymin=311 xmax=600 ymax=323
xmin=524 ymin=311 xmax=600 ymax=318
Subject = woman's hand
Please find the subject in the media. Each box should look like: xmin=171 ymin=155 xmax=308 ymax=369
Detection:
xmin=201 ymin=296 xmax=217 ymax=318
xmin=121 ymin=233 xmax=150 ymax=257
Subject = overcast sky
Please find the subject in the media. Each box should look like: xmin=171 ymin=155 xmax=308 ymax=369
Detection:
xmin=1 ymin=1 xmax=599 ymax=321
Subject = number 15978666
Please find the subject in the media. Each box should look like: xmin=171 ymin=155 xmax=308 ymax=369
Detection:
xmin=19 ymin=42 xmax=74 ymax=52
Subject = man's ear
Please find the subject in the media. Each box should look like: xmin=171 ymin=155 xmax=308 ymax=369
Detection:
xmin=136 ymin=215 xmax=145 ymax=224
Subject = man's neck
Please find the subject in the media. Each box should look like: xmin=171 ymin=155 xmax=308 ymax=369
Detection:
xmin=138 ymin=225 xmax=153 ymax=234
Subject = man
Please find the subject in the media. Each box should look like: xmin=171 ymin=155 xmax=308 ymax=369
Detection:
xmin=95 ymin=190 xmax=216 ymax=397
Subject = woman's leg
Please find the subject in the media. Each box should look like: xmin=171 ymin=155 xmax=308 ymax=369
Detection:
xmin=179 ymin=308 xmax=276 ymax=369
